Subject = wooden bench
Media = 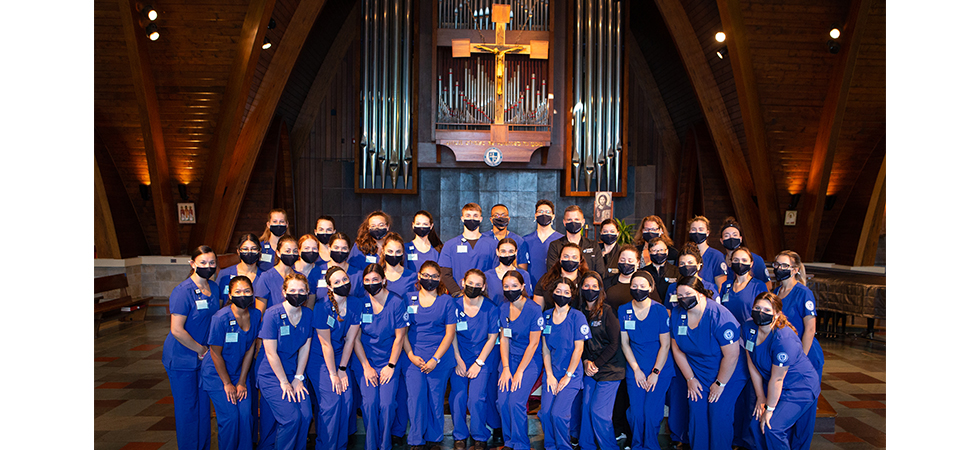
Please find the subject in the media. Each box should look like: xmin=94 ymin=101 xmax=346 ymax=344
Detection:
xmin=95 ymin=273 xmax=152 ymax=338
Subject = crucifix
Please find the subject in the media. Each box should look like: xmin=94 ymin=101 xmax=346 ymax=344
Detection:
xmin=452 ymin=4 xmax=549 ymax=126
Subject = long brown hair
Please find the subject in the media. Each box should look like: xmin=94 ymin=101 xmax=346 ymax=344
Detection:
xmin=379 ymin=232 xmax=406 ymax=269
xmin=258 ymin=209 xmax=289 ymax=242
xmin=538 ymin=242 xmax=590 ymax=293
xmin=188 ymin=245 xmax=216 ymax=278
xmin=459 ymin=268 xmax=488 ymax=298
xmin=753 ymin=292 xmax=797 ymax=334
xmin=633 ymin=215 xmax=674 ymax=247
xmin=324 ymin=266 xmax=348 ymax=321
xmin=415 ymin=260 xmax=449 ymax=295
xmin=354 ymin=211 xmax=392 ymax=256
xmin=578 ymin=270 xmax=606 ymax=319
xmin=413 ymin=210 xmax=444 ymax=251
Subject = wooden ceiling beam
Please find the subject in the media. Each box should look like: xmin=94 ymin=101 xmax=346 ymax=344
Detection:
xmin=118 ymin=0 xmax=179 ymax=255
xmin=626 ymin=30 xmax=681 ymax=223
xmin=651 ymin=0 xmax=765 ymax=251
xmin=192 ymin=0 xmax=278 ymax=249
xmin=796 ymin=0 xmax=871 ymax=261
xmin=715 ymin=0 xmax=783 ymax=258
xmin=209 ymin=0 xmax=329 ymax=252
xmin=95 ymin=152 xmax=122 ymax=260
xmin=853 ymin=152 xmax=884 ymax=267
xmin=290 ymin=2 xmax=360 ymax=163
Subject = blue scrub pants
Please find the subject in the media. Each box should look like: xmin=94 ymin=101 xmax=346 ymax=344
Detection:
xmin=347 ymin=369 xmax=361 ymax=436
xmin=314 ymin=364 xmax=353 ymax=450
xmin=392 ymin=355 xmax=410 ymax=438
xmin=687 ymin=375 xmax=746 ymax=450
xmin=667 ymin=373 xmax=689 ymax=444
xmin=579 ymin=378 xmax=619 ymax=450
xmin=733 ymin=382 xmax=757 ymax=449
xmin=808 ymin=340 xmax=825 ymax=382
xmin=356 ymin=363 xmax=402 ymax=450
xmin=406 ymin=362 xmax=453 ymax=445
xmin=250 ymin=362 xmax=260 ymax=444
xmin=496 ymin=361 xmax=542 ymax=450
xmin=749 ymin=396 xmax=817 ymax=450
xmin=165 ymin=366 xmax=211 ymax=450
xmin=257 ymin=376 xmax=314 ymax=450
xmin=485 ymin=361 xmax=502 ymax=429
xmin=306 ymin=360 xmax=323 ymax=439
xmin=206 ymin=387 xmax=253 ymax=450
xmin=569 ymin=389 xmax=582 ymax=440
xmin=449 ymin=365 xmax=495 ymax=442
xmin=625 ymin=373 xmax=671 ymax=450
xmin=538 ymin=381 xmax=582 ymax=450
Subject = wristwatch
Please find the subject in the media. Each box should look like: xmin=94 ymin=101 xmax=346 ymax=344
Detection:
xmin=433 ymin=356 xmax=441 ymax=363
xmin=475 ymin=359 xmax=485 ymax=367
xmin=652 ymin=367 xmax=660 ymax=375
xmin=387 ymin=362 xmax=396 ymax=368
xmin=338 ymin=365 xmax=347 ymax=371
xmin=766 ymin=404 xmax=776 ymax=412
xmin=294 ymin=374 xmax=305 ymax=382
xmin=566 ymin=371 xmax=575 ymax=378
xmin=715 ymin=380 xmax=726 ymax=387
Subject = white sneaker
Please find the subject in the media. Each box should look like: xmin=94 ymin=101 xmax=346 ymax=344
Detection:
xmin=616 ymin=433 xmax=627 ymax=441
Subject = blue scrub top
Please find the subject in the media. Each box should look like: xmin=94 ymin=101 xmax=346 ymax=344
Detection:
xmin=405 ymin=291 xmax=458 ymax=362
xmin=405 ymin=241 xmax=440 ymax=273
xmin=773 ymin=283 xmax=824 ymax=368
xmin=216 ymin=265 xmax=263 ymax=304
xmin=453 ymin=297 xmax=500 ymax=367
xmin=258 ymin=241 xmax=277 ymax=272
xmin=699 ymin=246 xmax=729 ymax=284
xmin=498 ymin=300 xmax=545 ymax=368
xmin=294 ymin=264 xmax=324 ymax=296
xmin=664 ymin=279 xmax=721 ymax=311
xmin=719 ymin=278 xmax=770 ymax=325
xmin=381 ymin=269 xmax=418 ymax=299
xmin=254 ymin=268 xmax=288 ymax=310
xmin=313 ymin=264 xmax=364 ymax=303
xmin=437 ymin=234 xmax=497 ymax=287
xmin=724 ymin=252 xmax=770 ymax=284
xmin=542 ymin=308 xmax=591 ymax=386
xmin=522 ymin=230 xmax=562 ymax=292
xmin=618 ymin=301 xmax=675 ymax=378
xmin=348 ymin=243 xmax=381 ymax=273
xmin=483 ymin=267 xmax=532 ymax=307
xmin=201 ymin=305 xmax=261 ymax=390
xmin=482 ymin=230 xmax=531 ymax=268
xmin=163 ymin=278 xmax=220 ymax=370
xmin=312 ymin=297 xmax=362 ymax=367
xmin=358 ymin=293 xmax=409 ymax=368
xmin=256 ymin=303 xmax=314 ymax=379
xmin=670 ymin=301 xmax=747 ymax=384
xmin=741 ymin=322 xmax=820 ymax=403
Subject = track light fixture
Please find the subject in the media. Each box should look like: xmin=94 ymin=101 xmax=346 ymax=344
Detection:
xmin=788 ymin=193 xmax=801 ymax=210
xmin=827 ymin=40 xmax=840 ymax=54
xmin=824 ymin=195 xmax=837 ymax=211
xmin=178 ymin=184 xmax=189 ymax=201
xmin=268 ymin=18 xmax=277 ymax=29
xmin=716 ymin=46 xmax=728 ymax=59
xmin=139 ymin=184 xmax=151 ymax=201
xmin=829 ymin=24 xmax=841 ymax=39
xmin=141 ymin=4 xmax=158 ymax=21
xmin=262 ymin=37 xmax=272 ymax=49
xmin=715 ymin=31 xmax=726 ymax=43
xmin=145 ymin=23 xmax=160 ymax=41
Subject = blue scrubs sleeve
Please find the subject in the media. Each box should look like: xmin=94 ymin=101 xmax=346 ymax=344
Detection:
xmin=713 ymin=312 xmax=740 ymax=348
xmin=770 ymin=334 xmax=802 ymax=368
xmin=575 ymin=311 xmax=592 ymax=341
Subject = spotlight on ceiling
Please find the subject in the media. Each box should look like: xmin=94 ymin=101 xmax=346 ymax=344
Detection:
xmin=827 ymin=40 xmax=840 ymax=54
xmin=145 ymin=23 xmax=160 ymax=41
xmin=829 ymin=24 xmax=841 ymax=39
xmin=788 ymin=193 xmax=801 ymax=210
xmin=268 ymin=18 xmax=277 ymax=29
xmin=715 ymin=31 xmax=726 ymax=43
xmin=716 ymin=46 xmax=728 ymax=59
xmin=262 ymin=37 xmax=272 ymax=49
xmin=141 ymin=4 xmax=158 ymax=21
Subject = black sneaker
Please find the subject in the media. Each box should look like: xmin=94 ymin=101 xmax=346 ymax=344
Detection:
xmin=491 ymin=429 xmax=503 ymax=447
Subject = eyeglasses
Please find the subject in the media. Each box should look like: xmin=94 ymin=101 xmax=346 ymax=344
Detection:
xmin=491 ymin=213 xmax=509 ymax=219
xmin=419 ymin=273 xmax=440 ymax=280
xmin=535 ymin=209 xmax=553 ymax=215
xmin=772 ymin=263 xmax=794 ymax=270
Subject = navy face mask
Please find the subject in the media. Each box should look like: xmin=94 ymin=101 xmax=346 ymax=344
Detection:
xmin=752 ymin=310 xmax=774 ymax=326
xmin=642 ymin=231 xmax=660 ymax=242
xmin=300 ymin=251 xmax=319 ymax=264
xmin=600 ymin=233 xmax=618 ymax=245
xmin=536 ymin=214 xmax=553 ymax=226
xmin=463 ymin=219 xmax=481 ymax=231
xmin=239 ymin=251 xmax=261 ymax=265
xmin=195 ymin=266 xmax=216 ymax=280
xmin=492 ymin=217 xmax=510 ymax=229
xmin=629 ymin=288 xmax=650 ymax=302
xmin=553 ymin=293 xmax=572 ymax=307
xmin=419 ymin=278 xmax=440 ymax=292
xmin=270 ymin=225 xmax=287 ymax=237
xmin=618 ymin=262 xmax=636 ymax=276
xmin=330 ymin=250 xmax=350 ymax=263
xmin=774 ymin=268 xmax=793 ymax=282
xmin=731 ymin=261 xmax=751 ymax=276
xmin=651 ymin=253 xmax=668 ymax=265
xmin=678 ymin=295 xmax=699 ymax=310
xmin=722 ymin=237 xmax=742 ymax=251
xmin=565 ymin=221 xmax=584 ymax=234
xmin=285 ymin=293 xmax=306 ymax=307
xmin=413 ymin=226 xmax=431 ymax=238
xmin=503 ymin=289 xmax=523 ymax=302
xmin=688 ymin=232 xmax=708 ymax=244
xmin=679 ymin=265 xmax=698 ymax=278
xmin=580 ymin=288 xmax=600 ymax=303
xmin=230 ymin=294 xmax=254 ymax=310
xmin=369 ymin=227 xmax=388 ymax=240
xmin=499 ymin=255 xmax=517 ymax=267
xmin=332 ymin=282 xmax=352 ymax=297
xmin=279 ymin=254 xmax=300 ymax=267
xmin=364 ymin=282 xmax=384 ymax=296
xmin=384 ymin=254 xmax=403 ymax=267
xmin=560 ymin=260 xmax=580 ymax=273
xmin=316 ymin=233 xmax=333 ymax=245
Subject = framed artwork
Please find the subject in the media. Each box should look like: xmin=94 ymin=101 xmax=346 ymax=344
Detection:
xmin=594 ymin=191 xmax=612 ymax=224
xmin=178 ymin=203 xmax=196 ymax=224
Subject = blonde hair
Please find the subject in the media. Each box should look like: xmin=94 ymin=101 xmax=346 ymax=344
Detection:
xmin=775 ymin=250 xmax=807 ymax=287
xmin=258 ymin=209 xmax=289 ymax=242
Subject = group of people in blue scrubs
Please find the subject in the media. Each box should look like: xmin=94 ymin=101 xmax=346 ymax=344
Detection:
xmin=162 ymin=207 xmax=822 ymax=450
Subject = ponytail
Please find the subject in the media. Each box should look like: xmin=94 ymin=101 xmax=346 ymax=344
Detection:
xmin=775 ymin=250 xmax=807 ymax=287
xmin=753 ymin=292 xmax=797 ymax=334
xmin=324 ymin=266 xmax=347 ymax=321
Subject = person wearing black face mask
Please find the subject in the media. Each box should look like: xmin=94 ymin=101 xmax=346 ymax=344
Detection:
xmin=292 ymin=234 xmax=324 ymax=309
xmin=496 ymin=270 xmax=544 ymax=450
xmin=546 ymin=205 xmax=606 ymax=280
xmin=771 ymin=251 xmax=824 ymax=386
xmin=438 ymin=203 xmax=498 ymax=297
xmin=314 ymin=215 xmax=338 ymax=263
xmin=523 ymin=199 xmax=563 ymax=295
xmin=379 ymin=233 xmax=416 ymax=299
xmin=718 ymin=218 xmax=771 ymax=289
xmin=257 ymin=209 xmax=291 ymax=272
xmin=741 ymin=292 xmax=821 ymax=450
xmin=314 ymin=233 xmax=366 ymax=313
xmin=255 ymin=273 xmax=315 ymax=450
xmin=663 ymin=243 xmax=721 ymax=312
xmin=163 ymin=245 xmax=220 ymax=450
xmin=485 ymin=238 xmax=533 ymax=307
xmin=406 ymin=210 xmax=444 ymax=273
xmin=577 ymin=271 xmax=625 ymax=450
xmin=669 ymin=276 xmax=749 ymax=450
xmin=633 ymin=215 xmax=680 ymax=267
xmin=218 ymin=233 xmax=265 ymax=305
xmin=254 ymin=236 xmax=299 ymax=315
xmin=597 ymin=219 xmax=623 ymax=278
xmin=639 ymin=237 xmax=681 ymax=306
xmin=687 ymin=216 xmax=729 ymax=290
xmin=485 ymin=204 xmax=530 ymax=271
xmin=602 ymin=245 xmax=644 ymax=317
xmin=201 ymin=276 xmax=262 ymax=450
xmin=535 ymin=242 xmax=587 ymax=311
xmin=350 ymin=211 xmax=392 ymax=272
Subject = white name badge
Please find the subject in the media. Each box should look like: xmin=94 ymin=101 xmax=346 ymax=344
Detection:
xmin=327 ymin=316 xmax=336 ymax=327
xmin=503 ymin=328 xmax=513 ymax=338
xmin=407 ymin=305 xmax=418 ymax=314
xmin=318 ymin=279 xmax=327 ymax=288
xmin=223 ymin=285 xmax=229 ymax=294
xmin=625 ymin=320 xmax=636 ymax=330
xmin=677 ymin=326 xmax=688 ymax=336
xmin=722 ymin=292 xmax=730 ymax=303
xmin=361 ymin=314 xmax=374 ymax=323
xmin=225 ymin=332 xmax=239 ymax=343
xmin=195 ymin=299 xmax=209 ymax=310
xmin=456 ymin=321 xmax=468 ymax=331
xmin=543 ymin=325 xmax=552 ymax=334
xmin=669 ymin=294 xmax=678 ymax=304
xmin=745 ymin=341 xmax=755 ymax=352
xmin=667 ymin=278 xmax=677 ymax=283
xmin=365 ymin=255 xmax=377 ymax=263
xmin=280 ymin=325 xmax=291 ymax=336
xmin=408 ymin=253 xmax=418 ymax=261
xmin=260 ymin=253 xmax=273 ymax=263
xmin=457 ymin=245 xmax=468 ymax=253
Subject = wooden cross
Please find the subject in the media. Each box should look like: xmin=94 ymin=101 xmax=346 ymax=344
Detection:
xmin=452 ymin=4 xmax=549 ymax=125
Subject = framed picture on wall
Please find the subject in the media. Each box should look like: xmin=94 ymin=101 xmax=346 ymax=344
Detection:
xmin=594 ymin=191 xmax=612 ymax=224
xmin=178 ymin=203 xmax=196 ymax=224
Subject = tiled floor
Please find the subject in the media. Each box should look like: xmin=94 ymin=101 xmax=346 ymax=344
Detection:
xmin=95 ymin=317 xmax=885 ymax=450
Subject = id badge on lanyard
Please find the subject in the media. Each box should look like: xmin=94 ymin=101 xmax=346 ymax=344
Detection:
xmin=677 ymin=314 xmax=688 ymax=336
xmin=745 ymin=328 xmax=757 ymax=352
